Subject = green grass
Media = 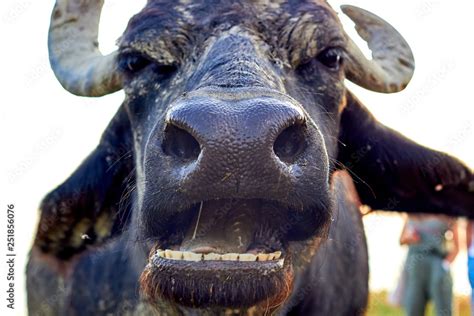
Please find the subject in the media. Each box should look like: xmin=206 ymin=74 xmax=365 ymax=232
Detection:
xmin=367 ymin=291 xmax=471 ymax=316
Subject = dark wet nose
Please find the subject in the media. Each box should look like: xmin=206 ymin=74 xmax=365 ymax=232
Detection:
xmin=162 ymin=96 xmax=308 ymax=166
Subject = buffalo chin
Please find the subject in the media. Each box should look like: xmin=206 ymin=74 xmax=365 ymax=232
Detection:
xmin=140 ymin=253 xmax=293 ymax=309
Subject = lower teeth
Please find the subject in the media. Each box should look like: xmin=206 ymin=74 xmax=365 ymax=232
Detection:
xmin=156 ymin=249 xmax=282 ymax=262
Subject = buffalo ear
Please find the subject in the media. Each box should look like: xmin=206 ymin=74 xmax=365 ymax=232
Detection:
xmin=34 ymin=107 xmax=135 ymax=260
xmin=337 ymin=91 xmax=474 ymax=217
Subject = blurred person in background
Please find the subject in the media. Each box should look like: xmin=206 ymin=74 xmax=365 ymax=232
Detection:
xmin=400 ymin=214 xmax=459 ymax=316
xmin=466 ymin=221 xmax=474 ymax=315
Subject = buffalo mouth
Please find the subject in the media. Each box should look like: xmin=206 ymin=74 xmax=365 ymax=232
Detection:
xmin=140 ymin=198 xmax=327 ymax=309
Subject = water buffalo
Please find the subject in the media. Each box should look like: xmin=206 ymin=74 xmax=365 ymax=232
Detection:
xmin=27 ymin=0 xmax=474 ymax=315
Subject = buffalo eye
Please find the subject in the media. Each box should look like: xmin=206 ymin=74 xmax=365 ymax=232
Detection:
xmin=118 ymin=52 xmax=178 ymax=78
xmin=118 ymin=52 xmax=152 ymax=74
xmin=316 ymin=48 xmax=343 ymax=70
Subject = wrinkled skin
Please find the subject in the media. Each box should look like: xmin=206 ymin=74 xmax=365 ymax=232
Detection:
xmin=27 ymin=1 xmax=474 ymax=315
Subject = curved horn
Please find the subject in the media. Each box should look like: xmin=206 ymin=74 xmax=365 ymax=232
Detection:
xmin=48 ymin=0 xmax=122 ymax=97
xmin=341 ymin=5 xmax=415 ymax=93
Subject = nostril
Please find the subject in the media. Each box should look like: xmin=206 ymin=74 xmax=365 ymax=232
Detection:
xmin=273 ymin=123 xmax=307 ymax=163
xmin=162 ymin=125 xmax=201 ymax=161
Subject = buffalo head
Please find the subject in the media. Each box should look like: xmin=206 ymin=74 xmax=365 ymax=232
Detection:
xmin=32 ymin=0 xmax=473 ymax=313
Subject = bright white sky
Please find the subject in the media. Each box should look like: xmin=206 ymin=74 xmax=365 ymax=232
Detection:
xmin=0 ymin=1 xmax=473 ymax=315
